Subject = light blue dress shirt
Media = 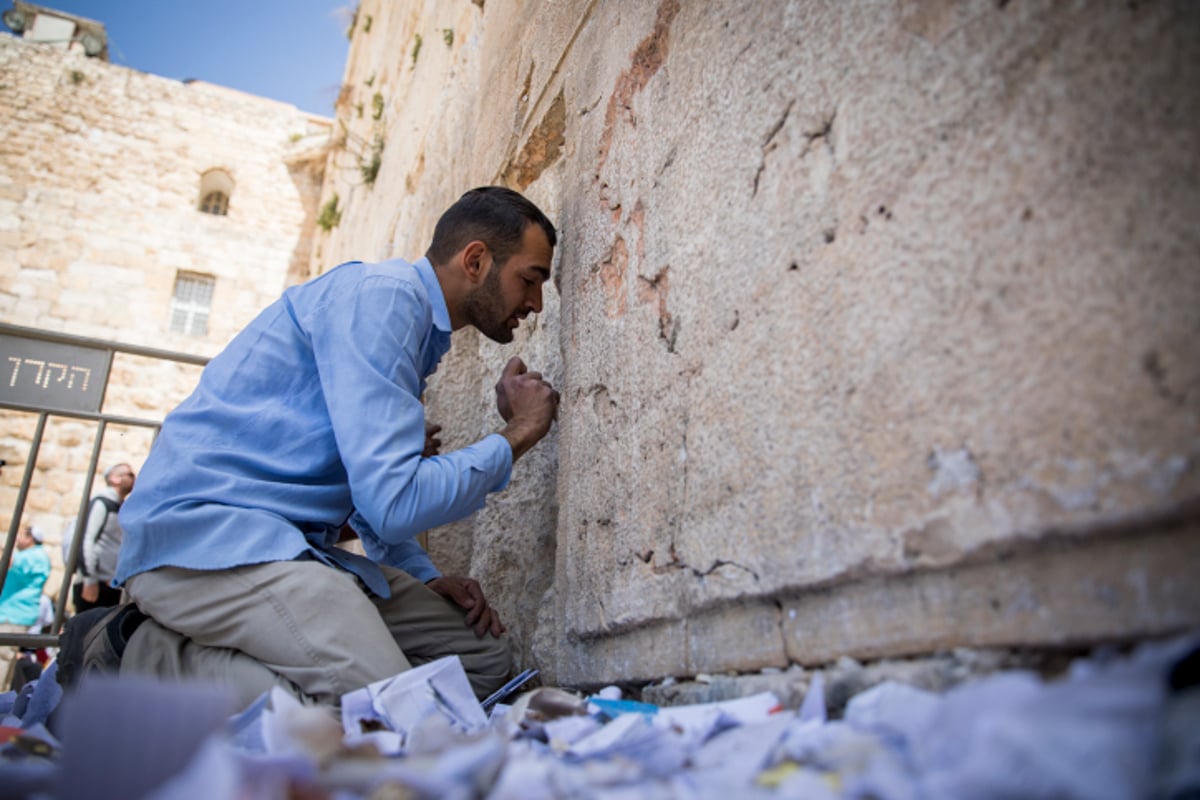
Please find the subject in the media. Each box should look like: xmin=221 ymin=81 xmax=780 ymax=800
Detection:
xmin=115 ymin=257 xmax=513 ymax=596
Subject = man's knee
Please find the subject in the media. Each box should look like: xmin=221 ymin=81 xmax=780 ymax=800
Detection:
xmin=461 ymin=634 xmax=513 ymax=698
xmin=121 ymin=616 xmax=307 ymax=709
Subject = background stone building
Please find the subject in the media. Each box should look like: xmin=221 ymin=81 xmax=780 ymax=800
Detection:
xmin=315 ymin=0 xmax=1200 ymax=687
xmin=0 ymin=3 xmax=332 ymax=594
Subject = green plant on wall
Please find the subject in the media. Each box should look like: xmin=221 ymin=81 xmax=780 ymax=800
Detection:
xmin=411 ymin=33 xmax=423 ymax=69
xmin=442 ymin=28 xmax=454 ymax=47
xmin=360 ymin=134 xmax=385 ymax=186
xmin=362 ymin=14 xmax=372 ymax=34
xmin=345 ymin=5 xmax=358 ymax=39
xmin=317 ymin=193 xmax=341 ymax=231
xmin=371 ymin=92 xmax=384 ymax=121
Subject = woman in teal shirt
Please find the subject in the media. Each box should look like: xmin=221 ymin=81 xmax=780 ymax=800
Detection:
xmin=0 ymin=525 xmax=51 ymax=688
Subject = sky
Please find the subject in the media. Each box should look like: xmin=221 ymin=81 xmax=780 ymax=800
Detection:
xmin=5 ymin=0 xmax=353 ymax=116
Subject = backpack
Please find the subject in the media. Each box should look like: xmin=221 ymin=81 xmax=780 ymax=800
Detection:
xmin=61 ymin=496 xmax=121 ymax=576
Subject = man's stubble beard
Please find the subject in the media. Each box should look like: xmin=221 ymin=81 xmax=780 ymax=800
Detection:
xmin=463 ymin=262 xmax=514 ymax=344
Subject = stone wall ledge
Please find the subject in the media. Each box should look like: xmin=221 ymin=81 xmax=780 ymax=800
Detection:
xmin=639 ymin=643 xmax=1103 ymax=716
xmin=552 ymin=507 xmax=1200 ymax=687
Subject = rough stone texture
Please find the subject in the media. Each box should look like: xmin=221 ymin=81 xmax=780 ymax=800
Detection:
xmin=642 ymin=646 xmax=1075 ymax=715
xmin=779 ymin=512 xmax=1200 ymax=662
xmin=0 ymin=33 xmax=331 ymax=594
xmin=315 ymin=0 xmax=575 ymax=675
xmin=317 ymin=0 xmax=1200 ymax=685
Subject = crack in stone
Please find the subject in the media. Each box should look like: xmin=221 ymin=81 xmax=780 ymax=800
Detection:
xmin=753 ymin=105 xmax=836 ymax=198
xmin=697 ymin=559 xmax=761 ymax=580
xmin=762 ymin=99 xmax=795 ymax=149
xmin=807 ymin=109 xmax=836 ymax=154
xmin=598 ymin=236 xmax=629 ymax=317
xmin=636 ymin=264 xmax=677 ymax=352
xmin=647 ymin=545 xmax=760 ymax=582
xmin=753 ymin=99 xmax=794 ymax=197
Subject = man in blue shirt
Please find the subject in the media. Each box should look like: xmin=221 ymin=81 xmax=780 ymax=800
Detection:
xmin=97 ymin=187 xmax=560 ymax=706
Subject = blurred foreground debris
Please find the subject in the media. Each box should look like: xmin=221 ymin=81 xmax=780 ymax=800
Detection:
xmin=2 ymin=633 xmax=1198 ymax=799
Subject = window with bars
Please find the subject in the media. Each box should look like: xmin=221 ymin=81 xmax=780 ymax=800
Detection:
xmin=169 ymin=272 xmax=215 ymax=336
xmin=199 ymin=191 xmax=229 ymax=215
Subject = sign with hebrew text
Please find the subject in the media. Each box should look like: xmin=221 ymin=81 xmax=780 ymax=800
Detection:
xmin=0 ymin=333 xmax=111 ymax=415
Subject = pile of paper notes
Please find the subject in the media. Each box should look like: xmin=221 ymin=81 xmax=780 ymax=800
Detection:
xmin=2 ymin=633 xmax=1197 ymax=798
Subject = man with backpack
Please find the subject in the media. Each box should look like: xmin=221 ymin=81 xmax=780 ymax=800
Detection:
xmin=72 ymin=463 xmax=135 ymax=613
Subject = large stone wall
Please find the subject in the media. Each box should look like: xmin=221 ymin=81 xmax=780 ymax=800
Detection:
xmin=318 ymin=0 xmax=1200 ymax=686
xmin=0 ymin=33 xmax=331 ymax=593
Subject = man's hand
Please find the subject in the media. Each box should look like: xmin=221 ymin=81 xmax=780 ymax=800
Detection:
xmin=426 ymin=575 xmax=506 ymax=638
xmin=81 ymin=582 xmax=99 ymax=603
xmin=495 ymin=357 xmax=559 ymax=461
xmin=422 ymin=422 xmax=443 ymax=457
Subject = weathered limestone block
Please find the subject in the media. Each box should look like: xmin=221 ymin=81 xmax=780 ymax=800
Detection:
xmin=2 ymin=29 xmax=330 ymax=560
xmin=781 ymin=518 xmax=1200 ymax=665
xmin=25 ymin=489 xmax=56 ymax=513
xmin=45 ymin=470 xmax=75 ymax=495
xmin=1 ymin=414 xmax=39 ymax=440
xmin=53 ymin=424 xmax=88 ymax=449
xmin=318 ymin=0 xmax=1200 ymax=686
xmin=548 ymin=0 xmax=1200 ymax=682
xmin=32 ymin=448 xmax=61 ymax=471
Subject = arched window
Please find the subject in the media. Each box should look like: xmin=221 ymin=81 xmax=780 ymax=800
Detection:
xmin=197 ymin=168 xmax=234 ymax=216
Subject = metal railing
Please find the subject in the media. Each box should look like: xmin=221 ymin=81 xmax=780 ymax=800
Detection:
xmin=0 ymin=322 xmax=209 ymax=651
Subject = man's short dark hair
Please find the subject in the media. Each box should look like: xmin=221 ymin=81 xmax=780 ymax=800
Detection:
xmin=426 ymin=186 xmax=556 ymax=267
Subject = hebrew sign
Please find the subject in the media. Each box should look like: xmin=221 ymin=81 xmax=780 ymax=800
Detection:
xmin=0 ymin=333 xmax=111 ymax=415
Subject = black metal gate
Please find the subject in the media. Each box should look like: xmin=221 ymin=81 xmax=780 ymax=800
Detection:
xmin=0 ymin=322 xmax=208 ymax=654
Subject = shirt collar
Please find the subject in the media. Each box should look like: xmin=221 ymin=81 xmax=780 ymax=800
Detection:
xmin=413 ymin=257 xmax=451 ymax=334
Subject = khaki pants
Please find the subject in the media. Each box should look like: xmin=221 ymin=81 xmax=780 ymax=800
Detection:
xmin=123 ymin=560 xmax=511 ymax=708
xmin=0 ymin=622 xmax=25 ymax=691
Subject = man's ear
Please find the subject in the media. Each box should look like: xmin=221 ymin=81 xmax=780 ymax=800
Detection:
xmin=461 ymin=240 xmax=491 ymax=285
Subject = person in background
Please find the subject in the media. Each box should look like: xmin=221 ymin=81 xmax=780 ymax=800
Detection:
xmin=73 ymin=463 xmax=135 ymax=613
xmin=0 ymin=524 xmax=51 ymax=689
